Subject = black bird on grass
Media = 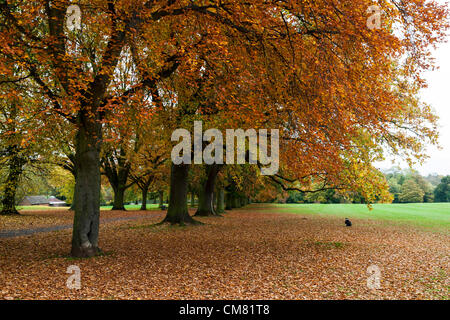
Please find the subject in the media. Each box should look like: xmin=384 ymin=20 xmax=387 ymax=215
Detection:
xmin=345 ymin=218 xmax=352 ymax=227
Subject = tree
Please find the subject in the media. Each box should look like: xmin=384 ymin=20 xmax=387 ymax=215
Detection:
xmin=130 ymin=142 xmax=169 ymax=211
xmin=412 ymin=172 xmax=434 ymax=203
xmin=397 ymin=170 xmax=434 ymax=202
xmin=0 ymin=64 xmax=45 ymax=215
xmin=163 ymin=163 xmax=198 ymax=224
xmin=195 ymin=164 xmax=222 ymax=216
xmin=399 ymin=179 xmax=425 ymax=203
xmin=129 ymin=110 xmax=171 ymax=211
xmin=0 ymin=145 xmax=27 ymax=215
xmin=162 ymin=0 xmax=448 ymax=210
xmin=215 ymin=187 xmax=225 ymax=214
xmin=387 ymin=177 xmax=402 ymax=203
xmin=434 ymin=176 xmax=450 ymax=202
xmin=1 ymin=0 xmax=448 ymax=256
xmin=47 ymin=166 xmax=75 ymax=204
xmin=101 ymin=147 xmax=133 ymax=211
xmin=387 ymin=169 xmax=435 ymax=203
xmin=0 ymin=0 xmax=208 ymax=256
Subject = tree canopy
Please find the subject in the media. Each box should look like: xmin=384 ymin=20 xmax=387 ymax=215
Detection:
xmin=0 ymin=0 xmax=448 ymax=256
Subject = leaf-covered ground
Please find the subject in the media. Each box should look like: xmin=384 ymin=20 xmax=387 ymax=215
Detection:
xmin=0 ymin=206 xmax=448 ymax=300
xmin=0 ymin=209 xmax=153 ymax=231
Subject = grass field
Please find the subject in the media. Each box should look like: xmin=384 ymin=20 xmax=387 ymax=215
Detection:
xmin=266 ymin=203 xmax=450 ymax=231
xmin=98 ymin=204 xmax=161 ymax=211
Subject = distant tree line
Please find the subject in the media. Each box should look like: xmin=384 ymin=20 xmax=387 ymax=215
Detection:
xmin=385 ymin=169 xmax=449 ymax=203
xmin=286 ymin=189 xmax=366 ymax=204
xmin=286 ymin=168 xmax=449 ymax=204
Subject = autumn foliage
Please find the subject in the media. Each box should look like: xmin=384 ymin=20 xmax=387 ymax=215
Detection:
xmin=0 ymin=0 xmax=448 ymax=256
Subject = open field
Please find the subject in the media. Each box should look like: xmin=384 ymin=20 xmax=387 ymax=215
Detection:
xmin=0 ymin=204 xmax=448 ymax=300
xmin=270 ymin=203 xmax=450 ymax=231
xmin=98 ymin=204 xmax=161 ymax=211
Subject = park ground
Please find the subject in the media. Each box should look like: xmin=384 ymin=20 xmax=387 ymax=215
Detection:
xmin=0 ymin=203 xmax=448 ymax=300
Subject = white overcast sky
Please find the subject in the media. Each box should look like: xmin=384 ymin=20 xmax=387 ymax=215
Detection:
xmin=375 ymin=0 xmax=450 ymax=176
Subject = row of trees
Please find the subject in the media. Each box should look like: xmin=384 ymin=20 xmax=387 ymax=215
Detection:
xmin=285 ymin=169 xmax=450 ymax=204
xmin=1 ymin=0 xmax=448 ymax=257
xmin=386 ymin=169 xmax=436 ymax=203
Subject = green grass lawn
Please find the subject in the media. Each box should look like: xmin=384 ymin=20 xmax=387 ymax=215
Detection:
xmin=265 ymin=203 xmax=450 ymax=231
xmin=16 ymin=205 xmax=68 ymax=211
xmin=98 ymin=204 xmax=161 ymax=210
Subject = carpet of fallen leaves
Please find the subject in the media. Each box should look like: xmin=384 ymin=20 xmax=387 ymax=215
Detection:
xmin=0 ymin=209 xmax=152 ymax=231
xmin=0 ymin=206 xmax=448 ymax=300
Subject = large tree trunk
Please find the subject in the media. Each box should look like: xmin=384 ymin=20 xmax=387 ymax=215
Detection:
xmin=216 ymin=188 xmax=225 ymax=214
xmin=71 ymin=117 xmax=102 ymax=258
xmin=102 ymin=148 xmax=131 ymax=211
xmin=0 ymin=148 xmax=25 ymax=216
xmin=111 ymin=184 xmax=126 ymax=211
xmin=162 ymin=164 xmax=198 ymax=224
xmin=195 ymin=165 xmax=220 ymax=216
xmin=140 ymin=186 xmax=148 ymax=210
